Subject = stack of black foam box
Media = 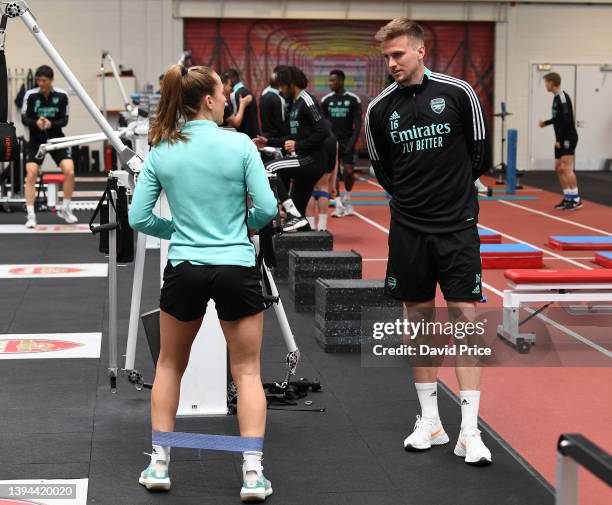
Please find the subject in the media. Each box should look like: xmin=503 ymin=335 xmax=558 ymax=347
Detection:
xmin=272 ymin=231 xmax=333 ymax=281
xmin=315 ymin=279 xmax=402 ymax=353
xmin=288 ymin=250 xmax=362 ymax=313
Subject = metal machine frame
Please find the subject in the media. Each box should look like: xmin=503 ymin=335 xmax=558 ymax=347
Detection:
xmin=497 ymin=279 xmax=612 ymax=353
xmin=2 ymin=0 xmax=142 ymax=391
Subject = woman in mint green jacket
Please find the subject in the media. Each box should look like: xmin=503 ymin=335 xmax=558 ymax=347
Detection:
xmin=129 ymin=64 xmax=277 ymax=502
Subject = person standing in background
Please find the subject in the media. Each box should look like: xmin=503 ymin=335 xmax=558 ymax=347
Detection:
xmin=539 ymin=72 xmax=581 ymax=211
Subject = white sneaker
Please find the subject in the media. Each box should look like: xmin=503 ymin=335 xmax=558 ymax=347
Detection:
xmin=454 ymin=428 xmax=492 ymax=466
xmin=57 ymin=206 xmax=78 ymax=224
xmin=25 ymin=214 xmax=37 ymax=229
xmin=139 ymin=449 xmax=171 ymax=491
xmin=404 ymin=415 xmax=450 ymax=451
xmin=331 ymin=199 xmax=346 ymax=218
xmin=344 ymin=201 xmax=355 ymax=216
xmin=474 ymin=179 xmax=488 ymax=193
xmin=240 ymin=458 xmax=273 ymax=502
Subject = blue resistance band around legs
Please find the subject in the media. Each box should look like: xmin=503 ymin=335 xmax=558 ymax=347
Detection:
xmin=311 ymin=190 xmax=329 ymax=199
xmin=153 ymin=431 xmax=264 ymax=453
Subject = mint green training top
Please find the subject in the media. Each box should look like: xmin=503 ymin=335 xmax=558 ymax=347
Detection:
xmin=128 ymin=120 xmax=278 ymax=267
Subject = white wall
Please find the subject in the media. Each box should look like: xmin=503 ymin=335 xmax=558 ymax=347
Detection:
xmin=9 ymin=0 xmax=182 ymax=144
xmin=495 ymin=3 xmax=612 ymax=169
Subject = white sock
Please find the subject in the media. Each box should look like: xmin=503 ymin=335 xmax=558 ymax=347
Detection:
xmin=569 ymin=187 xmax=580 ymax=201
xmin=26 ymin=205 xmax=35 ymax=216
xmin=281 ymin=199 xmax=301 ymax=218
xmin=563 ymin=189 xmax=571 ymax=197
xmin=243 ymin=451 xmax=263 ymax=483
xmin=343 ymin=191 xmax=351 ymax=202
xmin=62 ymin=198 xmax=71 ymax=210
xmin=307 ymin=216 xmax=316 ymax=229
xmin=415 ymin=382 xmax=439 ymax=420
xmin=318 ymin=214 xmax=328 ymax=231
xmin=151 ymin=444 xmax=170 ymax=464
xmin=460 ymin=390 xmax=481 ymax=432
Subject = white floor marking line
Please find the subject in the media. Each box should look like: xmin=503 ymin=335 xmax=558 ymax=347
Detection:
xmin=498 ymin=200 xmax=612 ymax=236
xmin=352 ymin=210 xmax=389 ymax=233
xmin=0 ymin=333 xmax=102 ymax=359
xmin=0 ymin=224 xmax=90 ymax=234
xmin=354 ymin=212 xmax=608 ymax=356
xmin=0 ymin=263 xmax=108 ymax=278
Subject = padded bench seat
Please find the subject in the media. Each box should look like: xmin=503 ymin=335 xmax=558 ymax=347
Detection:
xmin=497 ymin=268 xmax=612 ymax=353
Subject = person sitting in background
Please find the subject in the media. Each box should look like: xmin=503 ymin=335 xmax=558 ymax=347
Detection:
xmin=254 ymin=66 xmax=334 ymax=233
xmin=21 ymin=64 xmax=77 ymax=228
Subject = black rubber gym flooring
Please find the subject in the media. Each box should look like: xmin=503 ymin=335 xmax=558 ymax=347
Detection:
xmin=0 ymin=210 xmax=554 ymax=504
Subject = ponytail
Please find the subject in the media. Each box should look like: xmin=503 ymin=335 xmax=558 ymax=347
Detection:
xmin=149 ymin=64 xmax=219 ymax=147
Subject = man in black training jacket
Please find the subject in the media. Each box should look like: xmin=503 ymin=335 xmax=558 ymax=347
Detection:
xmin=366 ymin=19 xmax=493 ymax=466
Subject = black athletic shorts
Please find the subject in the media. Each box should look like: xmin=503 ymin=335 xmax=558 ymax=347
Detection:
xmin=385 ymin=220 xmax=482 ymax=302
xmin=555 ymin=138 xmax=578 ymax=159
xmin=160 ymin=261 xmax=265 ymax=322
xmin=26 ymin=141 xmax=71 ymax=166
xmin=338 ymin=140 xmax=357 ymax=166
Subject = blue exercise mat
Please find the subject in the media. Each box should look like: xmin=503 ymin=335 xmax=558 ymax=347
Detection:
xmin=550 ymin=236 xmax=612 ymax=244
xmin=480 ymin=244 xmax=538 ymax=253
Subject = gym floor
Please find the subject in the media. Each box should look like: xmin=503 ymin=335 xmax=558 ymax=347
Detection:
xmin=0 ymin=171 xmax=610 ymax=504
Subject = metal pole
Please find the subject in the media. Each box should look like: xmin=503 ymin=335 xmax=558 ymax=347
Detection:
xmin=104 ymin=51 xmax=131 ymax=111
xmin=124 ymin=232 xmax=147 ymax=371
xmin=40 ymin=134 xmax=109 ymax=153
xmin=124 ymin=124 xmax=151 ymax=372
xmin=47 ymin=132 xmax=108 ymax=144
xmin=556 ymin=449 xmax=579 ymax=505
xmin=263 ymin=262 xmax=298 ymax=354
xmin=108 ymin=190 xmax=118 ymax=392
xmin=506 ymin=128 xmax=518 ymax=195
